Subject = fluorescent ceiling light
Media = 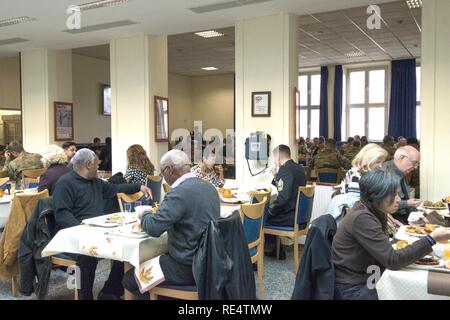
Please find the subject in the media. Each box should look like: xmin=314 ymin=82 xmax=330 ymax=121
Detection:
xmin=201 ymin=67 xmax=219 ymax=71
xmin=345 ymin=51 xmax=365 ymax=58
xmin=195 ymin=30 xmax=224 ymax=38
xmin=406 ymin=0 xmax=422 ymax=9
xmin=70 ymin=0 xmax=130 ymax=12
xmin=0 ymin=16 xmax=36 ymax=28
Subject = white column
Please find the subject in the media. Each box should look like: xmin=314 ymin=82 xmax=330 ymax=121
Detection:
xmin=235 ymin=13 xmax=298 ymax=186
xmin=110 ymin=35 xmax=168 ymax=174
xmin=21 ymin=49 xmax=72 ymax=153
xmin=421 ymin=0 xmax=450 ymax=199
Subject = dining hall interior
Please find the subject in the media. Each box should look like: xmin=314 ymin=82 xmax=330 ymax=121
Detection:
xmin=0 ymin=0 xmax=450 ymax=302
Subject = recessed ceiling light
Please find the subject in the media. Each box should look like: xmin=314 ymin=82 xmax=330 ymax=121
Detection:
xmin=201 ymin=67 xmax=219 ymax=71
xmin=195 ymin=30 xmax=224 ymax=38
xmin=0 ymin=16 xmax=36 ymax=28
xmin=406 ymin=0 xmax=422 ymax=9
xmin=69 ymin=0 xmax=130 ymax=12
xmin=345 ymin=51 xmax=365 ymax=58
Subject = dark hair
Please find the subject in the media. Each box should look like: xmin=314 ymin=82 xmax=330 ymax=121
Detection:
xmin=273 ymin=145 xmax=291 ymax=157
xmin=299 ymin=137 xmax=305 ymax=144
xmin=105 ymin=137 xmax=111 ymax=145
xmin=407 ymin=137 xmax=419 ymax=145
xmin=326 ymin=138 xmax=336 ymax=147
xmin=93 ymin=137 xmax=101 ymax=143
xmin=62 ymin=141 xmax=76 ymax=150
xmin=383 ymin=135 xmax=393 ymax=144
xmin=352 ymin=140 xmax=361 ymax=148
xmin=6 ymin=141 xmax=24 ymax=153
xmin=318 ymin=137 xmax=325 ymax=144
xmin=359 ymin=169 xmax=400 ymax=232
xmin=347 ymin=137 xmax=354 ymax=143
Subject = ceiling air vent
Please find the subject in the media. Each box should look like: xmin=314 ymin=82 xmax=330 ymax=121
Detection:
xmin=189 ymin=0 xmax=272 ymax=14
xmin=62 ymin=19 xmax=137 ymax=34
xmin=0 ymin=16 xmax=36 ymax=28
xmin=345 ymin=51 xmax=365 ymax=58
xmin=0 ymin=38 xmax=29 ymax=46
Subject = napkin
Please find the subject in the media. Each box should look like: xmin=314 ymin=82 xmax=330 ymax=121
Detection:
xmin=134 ymin=255 xmax=165 ymax=293
xmin=428 ymin=270 xmax=450 ymax=296
xmin=408 ymin=211 xmax=425 ymax=224
xmin=424 ymin=211 xmax=446 ymax=226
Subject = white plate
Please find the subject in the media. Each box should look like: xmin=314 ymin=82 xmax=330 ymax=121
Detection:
xmin=108 ymin=224 xmax=149 ymax=239
xmin=82 ymin=212 xmax=138 ymax=228
xmin=405 ymin=231 xmax=429 ymax=237
xmin=407 ymin=257 xmax=445 ymax=271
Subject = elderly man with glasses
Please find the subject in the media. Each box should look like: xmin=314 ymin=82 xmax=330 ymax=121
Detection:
xmin=381 ymin=146 xmax=421 ymax=224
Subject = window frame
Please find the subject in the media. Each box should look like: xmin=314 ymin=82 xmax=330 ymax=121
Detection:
xmin=345 ymin=66 xmax=388 ymax=142
xmin=298 ymin=71 xmax=321 ymax=139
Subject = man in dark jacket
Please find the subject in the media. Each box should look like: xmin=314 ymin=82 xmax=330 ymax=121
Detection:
xmin=122 ymin=149 xmax=220 ymax=299
xmin=53 ymin=148 xmax=152 ymax=300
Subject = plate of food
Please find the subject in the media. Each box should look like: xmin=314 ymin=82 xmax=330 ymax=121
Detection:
xmin=411 ymin=256 xmax=445 ymax=270
xmin=108 ymin=223 xmax=149 ymax=239
xmin=82 ymin=213 xmax=138 ymax=228
xmin=405 ymin=224 xmax=437 ymax=237
xmin=422 ymin=200 xmax=447 ymax=210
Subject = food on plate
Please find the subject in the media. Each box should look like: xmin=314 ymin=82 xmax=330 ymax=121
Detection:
xmin=395 ymin=240 xmax=409 ymax=250
xmin=434 ymin=201 xmax=446 ymax=208
xmin=424 ymin=224 xmax=437 ymax=233
xmin=406 ymin=225 xmax=428 ymax=235
xmin=423 ymin=200 xmax=433 ymax=207
xmin=217 ymin=187 xmax=225 ymax=194
xmin=222 ymin=188 xmax=233 ymax=199
xmin=442 ymin=196 xmax=450 ymax=203
xmin=415 ymin=256 xmax=440 ymax=266
xmin=106 ymin=214 xmax=121 ymax=221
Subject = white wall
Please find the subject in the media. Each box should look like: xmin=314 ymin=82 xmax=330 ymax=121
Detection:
xmin=168 ymin=73 xmax=192 ymax=135
xmin=0 ymin=56 xmax=20 ymax=110
xmin=72 ymin=54 xmax=111 ymax=143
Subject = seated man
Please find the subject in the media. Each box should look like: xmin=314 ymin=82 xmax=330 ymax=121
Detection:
xmin=62 ymin=141 xmax=77 ymax=163
xmin=122 ymin=149 xmax=220 ymax=299
xmin=265 ymin=145 xmax=306 ymax=259
xmin=3 ymin=140 xmax=43 ymax=188
xmin=311 ymin=138 xmax=351 ymax=172
xmin=53 ymin=148 xmax=152 ymax=300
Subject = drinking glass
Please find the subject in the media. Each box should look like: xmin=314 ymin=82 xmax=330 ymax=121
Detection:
xmin=124 ymin=203 xmax=132 ymax=213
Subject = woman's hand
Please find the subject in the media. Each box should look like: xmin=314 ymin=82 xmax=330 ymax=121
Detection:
xmin=140 ymin=185 xmax=153 ymax=200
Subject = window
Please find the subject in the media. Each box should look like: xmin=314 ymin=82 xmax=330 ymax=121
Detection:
xmin=297 ymin=72 xmax=321 ymax=139
xmin=416 ymin=66 xmax=421 ymax=139
xmin=346 ymin=67 xmax=387 ymax=141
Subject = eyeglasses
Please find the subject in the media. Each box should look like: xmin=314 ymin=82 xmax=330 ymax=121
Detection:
xmin=159 ymin=166 xmax=170 ymax=177
xmin=404 ymin=155 xmax=420 ymax=169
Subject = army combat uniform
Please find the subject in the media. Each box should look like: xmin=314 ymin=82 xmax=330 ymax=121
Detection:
xmin=266 ymin=159 xmax=307 ymax=227
xmin=3 ymin=152 xmax=43 ymax=188
xmin=342 ymin=145 xmax=361 ymax=162
xmin=311 ymin=148 xmax=352 ymax=171
xmin=381 ymin=144 xmax=396 ymax=160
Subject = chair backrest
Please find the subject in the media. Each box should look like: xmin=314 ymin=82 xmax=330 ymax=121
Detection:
xmin=146 ymin=175 xmax=162 ymax=203
xmin=0 ymin=170 xmax=8 ymax=178
xmin=302 ymin=166 xmax=312 ymax=182
xmin=317 ymin=168 xmax=339 ymax=184
xmin=163 ymin=183 xmax=171 ymax=193
xmin=13 ymin=189 xmax=50 ymax=221
xmin=22 ymin=168 xmax=46 ymax=179
xmin=249 ymin=189 xmax=271 ymax=223
xmin=117 ymin=191 xmax=149 ymax=212
xmin=294 ymin=186 xmax=315 ymax=229
xmin=240 ymin=196 xmax=267 ymax=250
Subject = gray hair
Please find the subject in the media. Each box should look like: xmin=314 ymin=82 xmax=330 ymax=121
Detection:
xmin=71 ymin=148 xmax=96 ymax=171
xmin=160 ymin=149 xmax=191 ymax=171
xmin=394 ymin=145 xmax=418 ymax=159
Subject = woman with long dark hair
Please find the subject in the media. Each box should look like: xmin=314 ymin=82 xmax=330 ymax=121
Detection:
xmin=124 ymin=144 xmax=155 ymax=185
xmin=332 ymin=169 xmax=450 ymax=300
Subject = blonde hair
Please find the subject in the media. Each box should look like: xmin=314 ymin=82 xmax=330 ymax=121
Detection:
xmin=41 ymin=144 xmax=68 ymax=167
xmin=351 ymin=143 xmax=388 ymax=172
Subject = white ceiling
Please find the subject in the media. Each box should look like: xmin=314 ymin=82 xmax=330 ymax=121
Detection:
xmin=0 ymin=0 xmax=398 ymax=59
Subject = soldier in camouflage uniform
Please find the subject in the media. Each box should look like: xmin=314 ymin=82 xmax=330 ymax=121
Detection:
xmin=340 ymin=137 xmax=354 ymax=155
xmin=381 ymin=135 xmax=396 ymax=160
xmin=311 ymin=139 xmax=352 ymax=171
xmin=342 ymin=140 xmax=361 ymax=162
xmin=298 ymin=137 xmax=309 ymax=164
xmin=3 ymin=141 xmax=43 ymax=188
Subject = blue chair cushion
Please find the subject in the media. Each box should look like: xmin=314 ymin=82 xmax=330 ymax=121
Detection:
xmin=54 ymin=253 xmax=75 ymax=261
xmin=249 ymin=247 xmax=257 ymax=257
xmin=318 ymin=172 xmax=338 ymax=183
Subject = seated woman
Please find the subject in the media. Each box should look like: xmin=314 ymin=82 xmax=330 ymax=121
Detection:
xmin=344 ymin=143 xmax=388 ymax=193
xmin=124 ymin=144 xmax=155 ymax=185
xmin=191 ymin=149 xmax=225 ymax=188
xmin=38 ymin=145 xmax=71 ymax=195
xmin=332 ymin=169 xmax=450 ymax=300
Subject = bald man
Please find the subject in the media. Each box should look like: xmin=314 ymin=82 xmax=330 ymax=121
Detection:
xmin=381 ymin=146 xmax=421 ymax=224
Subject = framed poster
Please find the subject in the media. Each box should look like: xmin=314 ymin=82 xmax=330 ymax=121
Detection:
xmin=154 ymin=96 xmax=169 ymax=142
xmin=54 ymin=101 xmax=74 ymax=141
xmin=251 ymin=91 xmax=271 ymax=117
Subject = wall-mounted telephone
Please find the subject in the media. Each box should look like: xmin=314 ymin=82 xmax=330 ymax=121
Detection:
xmin=245 ymin=131 xmax=271 ymax=176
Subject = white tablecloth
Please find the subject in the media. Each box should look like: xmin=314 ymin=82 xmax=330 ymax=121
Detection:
xmin=0 ymin=195 xmax=13 ymax=229
xmin=42 ymin=224 xmax=168 ymax=268
xmin=310 ymin=184 xmax=335 ymax=222
xmin=377 ymin=269 xmax=450 ymax=300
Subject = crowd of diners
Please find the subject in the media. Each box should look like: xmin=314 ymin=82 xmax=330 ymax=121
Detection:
xmin=2 ymin=131 xmax=450 ymax=300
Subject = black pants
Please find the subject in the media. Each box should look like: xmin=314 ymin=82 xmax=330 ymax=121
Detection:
xmin=66 ymin=253 xmax=124 ymax=300
xmin=122 ymin=254 xmax=195 ymax=300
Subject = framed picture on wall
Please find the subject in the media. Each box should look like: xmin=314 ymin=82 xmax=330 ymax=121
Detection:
xmin=154 ymin=96 xmax=169 ymax=142
xmin=54 ymin=101 xmax=74 ymax=141
xmin=251 ymin=91 xmax=271 ymax=117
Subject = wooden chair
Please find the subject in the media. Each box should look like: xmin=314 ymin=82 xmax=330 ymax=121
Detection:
xmin=316 ymin=168 xmax=340 ymax=184
xmin=22 ymin=168 xmax=46 ymax=189
xmin=240 ymin=196 xmax=267 ymax=299
xmin=302 ymin=166 xmax=312 ymax=182
xmin=146 ymin=175 xmax=162 ymax=203
xmin=150 ymin=285 xmax=199 ymax=300
xmin=263 ymin=186 xmax=315 ymax=273
xmin=0 ymin=170 xmax=8 ymax=178
xmin=117 ymin=191 xmax=146 ymax=212
xmin=163 ymin=183 xmax=171 ymax=193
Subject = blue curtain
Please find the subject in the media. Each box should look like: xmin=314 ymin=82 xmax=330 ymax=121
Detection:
xmin=319 ymin=66 xmax=329 ymax=138
xmin=333 ymin=65 xmax=343 ymax=141
xmin=388 ymin=59 xmax=417 ymax=138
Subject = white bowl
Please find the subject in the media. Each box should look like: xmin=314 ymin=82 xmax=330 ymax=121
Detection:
xmin=134 ymin=205 xmax=153 ymax=216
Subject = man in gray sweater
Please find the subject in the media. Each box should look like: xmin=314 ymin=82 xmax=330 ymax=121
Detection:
xmin=122 ymin=149 xmax=220 ymax=299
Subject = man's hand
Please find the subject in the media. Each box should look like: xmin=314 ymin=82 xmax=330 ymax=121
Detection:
xmin=430 ymin=227 xmax=450 ymax=243
xmin=407 ymin=198 xmax=421 ymax=208
xmin=140 ymin=185 xmax=153 ymax=200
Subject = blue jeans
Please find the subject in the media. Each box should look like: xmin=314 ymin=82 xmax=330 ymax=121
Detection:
xmin=335 ymin=283 xmax=378 ymax=300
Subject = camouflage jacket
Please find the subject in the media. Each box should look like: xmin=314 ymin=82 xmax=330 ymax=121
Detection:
xmin=3 ymin=152 xmax=43 ymax=188
xmin=312 ymin=149 xmax=352 ymax=170
xmin=342 ymin=145 xmax=361 ymax=162
xmin=381 ymin=144 xmax=396 ymax=160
